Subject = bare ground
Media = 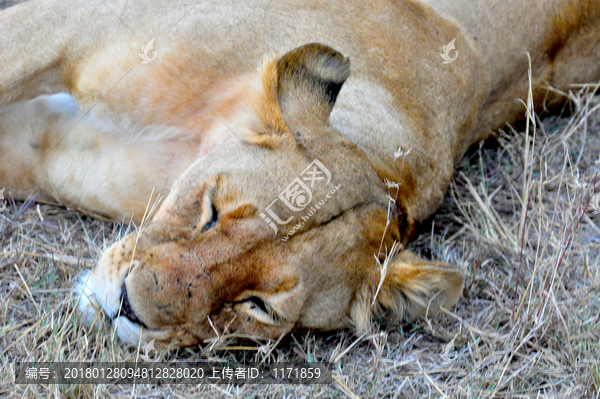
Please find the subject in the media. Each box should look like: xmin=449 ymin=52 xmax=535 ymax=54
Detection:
xmin=0 ymin=13 xmax=599 ymax=392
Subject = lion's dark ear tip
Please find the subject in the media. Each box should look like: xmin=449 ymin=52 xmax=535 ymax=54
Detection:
xmin=307 ymin=44 xmax=351 ymax=84
xmin=329 ymin=55 xmax=351 ymax=83
xmin=276 ymin=43 xmax=351 ymax=122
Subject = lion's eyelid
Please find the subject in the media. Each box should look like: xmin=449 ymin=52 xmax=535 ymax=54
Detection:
xmin=201 ymin=202 xmax=219 ymax=231
xmin=194 ymin=180 xmax=220 ymax=233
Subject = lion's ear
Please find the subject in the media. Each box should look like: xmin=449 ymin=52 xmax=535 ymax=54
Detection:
xmin=275 ymin=43 xmax=350 ymax=129
xmin=373 ymin=250 xmax=464 ymax=324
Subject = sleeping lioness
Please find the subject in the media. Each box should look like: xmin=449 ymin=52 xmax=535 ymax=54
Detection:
xmin=1 ymin=0 xmax=599 ymax=347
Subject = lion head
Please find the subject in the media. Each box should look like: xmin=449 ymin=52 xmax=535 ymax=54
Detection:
xmin=75 ymin=44 xmax=464 ymax=347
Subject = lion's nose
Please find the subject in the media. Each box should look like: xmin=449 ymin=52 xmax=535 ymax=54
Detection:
xmin=119 ymin=283 xmax=148 ymax=328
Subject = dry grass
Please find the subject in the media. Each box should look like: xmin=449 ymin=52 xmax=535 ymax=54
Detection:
xmin=1 ymin=41 xmax=600 ymax=397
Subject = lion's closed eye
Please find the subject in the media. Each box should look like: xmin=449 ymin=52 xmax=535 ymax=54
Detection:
xmin=192 ymin=176 xmax=261 ymax=236
xmin=236 ymin=295 xmax=285 ymax=325
xmin=201 ymin=202 xmax=218 ymax=231
xmin=191 ymin=179 xmax=220 ymax=235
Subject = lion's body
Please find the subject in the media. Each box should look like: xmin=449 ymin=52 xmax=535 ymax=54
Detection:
xmin=1 ymin=0 xmax=598 ymax=346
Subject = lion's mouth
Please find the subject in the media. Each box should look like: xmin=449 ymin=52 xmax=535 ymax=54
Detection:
xmin=75 ymin=269 xmax=149 ymax=344
xmin=119 ymin=283 xmax=149 ymax=329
